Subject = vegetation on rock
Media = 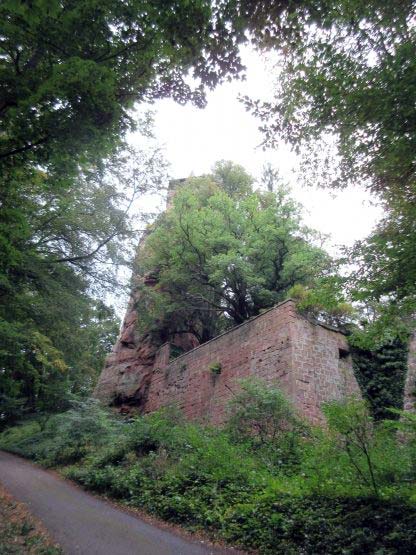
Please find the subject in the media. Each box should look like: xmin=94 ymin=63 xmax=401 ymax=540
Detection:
xmin=1 ymin=2 xmax=416 ymax=552
xmin=136 ymin=162 xmax=340 ymax=343
xmin=351 ymin=338 xmax=409 ymax=421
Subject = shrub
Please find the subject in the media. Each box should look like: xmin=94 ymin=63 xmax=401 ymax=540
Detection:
xmin=227 ymin=378 xmax=306 ymax=470
xmin=299 ymin=399 xmax=413 ymax=498
xmin=2 ymin=395 xmax=416 ymax=554
xmin=2 ymin=400 xmax=124 ymax=467
xmin=223 ymin=493 xmax=416 ymax=555
xmin=0 ymin=419 xmax=42 ymax=452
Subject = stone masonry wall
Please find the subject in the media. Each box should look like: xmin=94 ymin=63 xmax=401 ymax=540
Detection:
xmin=141 ymin=300 xmax=360 ymax=425
xmin=404 ymin=333 xmax=416 ymax=412
xmin=94 ymin=175 xmax=413 ymax=423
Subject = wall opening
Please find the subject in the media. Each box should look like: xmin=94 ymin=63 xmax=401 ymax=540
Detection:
xmin=338 ymin=347 xmax=350 ymax=359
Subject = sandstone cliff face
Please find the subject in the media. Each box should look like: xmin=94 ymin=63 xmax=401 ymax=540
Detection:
xmin=93 ymin=286 xmax=156 ymax=406
xmin=93 ymin=275 xmax=199 ymax=409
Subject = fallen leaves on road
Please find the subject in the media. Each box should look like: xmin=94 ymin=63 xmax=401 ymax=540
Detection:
xmin=0 ymin=484 xmax=62 ymax=555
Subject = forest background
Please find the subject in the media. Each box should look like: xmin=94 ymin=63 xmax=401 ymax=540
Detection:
xmin=1 ymin=3 xmax=416 ymax=554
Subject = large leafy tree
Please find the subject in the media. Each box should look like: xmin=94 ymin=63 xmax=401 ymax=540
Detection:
xmin=235 ymin=0 xmax=416 ymax=342
xmin=0 ymin=143 xmax=166 ymax=427
xmin=136 ymin=162 xmax=332 ymax=343
xmin=240 ymin=1 xmax=415 ymax=201
xmin=2 ymin=0 xmax=246 ymax=424
xmin=0 ymin=0 xmax=245 ymax=175
xmin=347 ymin=202 xmax=416 ymax=347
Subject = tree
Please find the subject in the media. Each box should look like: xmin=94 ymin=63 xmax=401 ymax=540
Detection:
xmin=236 ymin=0 xmax=416 ymax=341
xmin=241 ymin=0 xmax=415 ymax=203
xmin=0 ymin=270 xmax=121 ymax=430
xmin=0 ymin=0 xmax=245 ymax=176
xmin=135 ymin=162 xmax=333 ymax=343
xmin=1 ymin=0 xmax=247 ymax=424
xmin=346 ymin=200 xmax=416 ymax=342
xmin=0 ymin=142 xmax=167 ymax=427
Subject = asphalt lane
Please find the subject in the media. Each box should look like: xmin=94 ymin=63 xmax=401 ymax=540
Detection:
xmin=0 ymin=451 xmax=242 ymax=555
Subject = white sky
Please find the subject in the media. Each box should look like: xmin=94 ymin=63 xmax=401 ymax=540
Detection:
xmin=130 ymin=47 xmax=382 ymax=258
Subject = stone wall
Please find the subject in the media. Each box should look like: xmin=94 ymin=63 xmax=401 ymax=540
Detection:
xmin=404 ymin=333 xmax=416 ymax=412
xmin=95 ymin=299 xmax=361 ymax=425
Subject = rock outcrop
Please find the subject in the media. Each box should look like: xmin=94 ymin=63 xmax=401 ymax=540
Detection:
xmin=93 ymin=273 xmax=199 ymax=410
xmin=93 ymin=285 xmax=156 ymax=407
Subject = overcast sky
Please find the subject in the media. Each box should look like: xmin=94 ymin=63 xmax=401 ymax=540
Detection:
xmin=130 ymin=47 xmax=382 ymax=258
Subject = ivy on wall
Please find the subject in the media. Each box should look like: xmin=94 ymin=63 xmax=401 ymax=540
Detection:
xmin=351 ymin=338 xmax=409 ymax=421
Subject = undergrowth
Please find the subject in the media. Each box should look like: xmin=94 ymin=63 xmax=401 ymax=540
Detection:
xmin=1 ymin=382 xmax=416 ymax=555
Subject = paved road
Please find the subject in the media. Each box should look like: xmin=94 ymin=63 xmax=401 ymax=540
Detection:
xmin=0 ymin=451 xmax=242 ymax=555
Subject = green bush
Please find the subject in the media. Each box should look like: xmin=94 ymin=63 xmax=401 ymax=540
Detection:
xmin=223 ymin=494 xmax=416 ymax=554
xmin=227 ymin=378 xmax=306 ymax=471
xmin=70 ymin=408 xmax=264 ymax=528
xmin=289 ymin=399 xmax=415 ymax=500
xmin=2 ymin=388 xmax=416 ymax=554
xmin=0 ymin=400 xmax=124 ymax=467
xmin=0 ymin=418 xmax=42 ymax=452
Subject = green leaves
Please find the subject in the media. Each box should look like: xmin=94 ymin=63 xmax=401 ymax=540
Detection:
xmin=4 ymin=398 xmax=416 ymax=554
xmin=0 ymin=0 xmax=245 ymax=173
xmin=137 ymin=163 xmax=332 ymax=342
xmin=237 ymin=0 xmax=416 ymax=364
xmin=350 ymin=338 xmax=408 ymax=421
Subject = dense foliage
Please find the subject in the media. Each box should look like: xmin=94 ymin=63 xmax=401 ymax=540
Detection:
xmin=2 ymin=384 xmax=416 ymax=555
xmin=348 ymin=210 xmax=416 ymax=345
xmin=243 ymin=0 xmax=415 ymax=202
xmin=0 ymin=0 xmax=245 ymax=174
xmin=136 ymin=162 xmax=336 ymax=342
xmin=2 ymin=0 xmax=232 ymax=426
xmin=240 ymin=0 xmax=416 ymax=340
xmin=0 ymin=141 xmax=170 ymax=429
xmin=351 ymin=338 xmax=409 ymax=421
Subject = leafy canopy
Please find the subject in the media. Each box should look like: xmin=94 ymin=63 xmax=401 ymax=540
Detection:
xmin=0 ymin=0 xmax=245 ymax=174
xmin=0 ymin=142 xmax=167 ymax=428
xmin=242 ymin=0 xmax=415 ymax=202
xmin=136 ymin=162 xmax=333 ymax=342
xmin=239 ymin=0 xmax=416 ymax=343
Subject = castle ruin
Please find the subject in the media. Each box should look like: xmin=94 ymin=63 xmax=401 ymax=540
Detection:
xmin=94 ymin=296 xmax=364 ymax=424
xmin=94 ymin=182 xmax=416 ymax=424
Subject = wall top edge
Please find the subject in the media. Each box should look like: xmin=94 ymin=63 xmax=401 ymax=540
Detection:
xmin=159 ymin=299 xmax=347 ymax=366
